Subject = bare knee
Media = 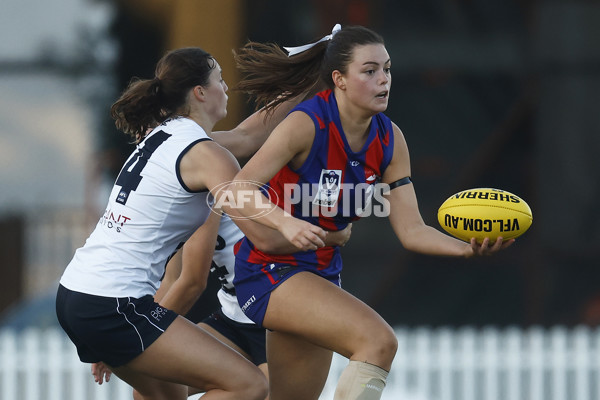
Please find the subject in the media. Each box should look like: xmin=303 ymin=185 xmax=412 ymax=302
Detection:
xmin=354 ymin=323 xmax=398 ymax=370
xmin=196 ymin=369 xmax=268 ymax=400
xmin=373 ymin=324 xmax=398 ymax=366
xmin=133 ymin=385 xmax=186 ymax=400
xmin=238 ymin=372 xmax=269 ymax=400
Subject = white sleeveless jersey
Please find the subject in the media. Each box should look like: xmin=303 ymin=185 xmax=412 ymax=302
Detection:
xmin=212 ymin=214 xmax=253 ymax=324
xmin=60 ymin=118 xmax=213 ymax=298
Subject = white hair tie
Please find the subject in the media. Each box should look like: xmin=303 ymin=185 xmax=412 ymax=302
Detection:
xmin=284 ymin=24 xmax=342 ymax=57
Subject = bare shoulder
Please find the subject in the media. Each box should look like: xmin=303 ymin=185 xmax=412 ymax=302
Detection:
xmin=236 ymin=110 xmax=316 ymax=182
xmin=390 ymin=122 xmax=409 ymax=155
xmin=257 ymin=110 xmax=316 ymax=164
xmin=184 ymin=140 xmax=238 ymax=168
xmin=270 ymin=111 xmax=316 ymax=150
xmin=391 ymin=122 xmax=407 ymax=145
xmin=180 ymin=140 xmax=240 ymax=191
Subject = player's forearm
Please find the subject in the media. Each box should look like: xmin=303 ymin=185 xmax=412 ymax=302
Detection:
xmin=224 ymin=184 xmax=288 ymax=232
xmin=158 ymin=279 xmax=206 ymax=315
xmin=395 ymin=223 xmax=470 ymax=257
xmin=245 ymin=222 xmax=304 ymax=254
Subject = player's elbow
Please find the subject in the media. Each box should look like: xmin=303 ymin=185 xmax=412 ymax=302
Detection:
xmin=230 ymin=128 xmax=256 ymax=161
xmin=394 ymin=223 xmax=427 ymax=252
xmin=190 ymin=279 xmax=208 ymax=295
xmin=182 ymin=277 xmax=208 ymax=299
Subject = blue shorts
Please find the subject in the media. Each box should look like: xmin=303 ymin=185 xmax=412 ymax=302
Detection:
xmin=201 ymin=308 xmax=266 ymax=365
xmin=233 ymin=261 xmax=341 ymax=326
xmin=55 ymin=284 xmax=178 ymax=367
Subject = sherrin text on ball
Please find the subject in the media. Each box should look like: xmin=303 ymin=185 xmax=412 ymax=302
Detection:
xmin=437 ymin=188 xmax=533 ymax=243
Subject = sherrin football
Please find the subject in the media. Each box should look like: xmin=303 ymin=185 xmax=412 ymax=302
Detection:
xmin=437 ymin=188 xmax=532 ymax=243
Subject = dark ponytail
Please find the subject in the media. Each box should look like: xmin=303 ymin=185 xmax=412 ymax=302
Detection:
xmin=234 ymin=25 xmax=385 ymax=114
xmin=111 ymin=47 xmax=215 ymax=142
xmin=234 ymin=41 xmax=327 ymax=114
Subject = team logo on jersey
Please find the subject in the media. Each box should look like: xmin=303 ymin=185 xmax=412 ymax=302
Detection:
xmin=313 ymin=169 xmax=342 ymax=207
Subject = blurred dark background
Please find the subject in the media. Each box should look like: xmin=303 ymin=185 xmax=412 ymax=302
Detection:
xmin=1 ymin=0 xmax=599 ymax=330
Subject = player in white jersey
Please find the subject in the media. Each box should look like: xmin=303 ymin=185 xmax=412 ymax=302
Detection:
xmin=56 ymin=47 xmax=277 ymax=400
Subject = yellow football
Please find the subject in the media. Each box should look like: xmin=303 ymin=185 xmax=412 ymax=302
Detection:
xmin=437 ymin=188 xmax=533 ymax=243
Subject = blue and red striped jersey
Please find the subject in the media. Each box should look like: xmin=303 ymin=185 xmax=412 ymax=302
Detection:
xmin=236 ymin=89 xmax=395 ymax=271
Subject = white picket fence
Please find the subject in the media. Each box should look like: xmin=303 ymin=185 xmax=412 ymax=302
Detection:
xmin=1 ymin=326 xmax=599 ymax=400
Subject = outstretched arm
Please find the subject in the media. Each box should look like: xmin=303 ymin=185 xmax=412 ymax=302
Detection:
xmin=383 ymin=124 xmax=514 ymax=258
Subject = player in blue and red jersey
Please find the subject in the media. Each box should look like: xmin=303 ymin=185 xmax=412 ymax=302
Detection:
xmin=229 ymin=25 xmax=514 ymax=400
xmin=233 ymin=87 xmax=394 ymax=298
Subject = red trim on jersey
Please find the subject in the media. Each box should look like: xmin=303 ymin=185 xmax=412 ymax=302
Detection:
xmin=327 ymin=122 xmax=348 ymax=168
xmin=314 ymin=113 xmax=326 ymax=130
xmin=317 ymin=89 xmax=332 ymax=101
xmin=248 ymin=245 xmax=299 ymax=266
xmin=269 ymin=166 xmax=301 ymax=217
xmin=365 ymin=130 xmax=384 ymax=178
xmin=315 ymin=246 xmax=335 ymax=270
xmin=382 ymin=128 xmax=390 ymax=147
xmin=246 ymin=249 xmax=269 ymax=265
xmin=234 ymin=239 xmax=243 ymax=254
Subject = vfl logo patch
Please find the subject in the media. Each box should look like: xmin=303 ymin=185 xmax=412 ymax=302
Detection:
xmin=313 ymin=169 xmax=342 ymax=207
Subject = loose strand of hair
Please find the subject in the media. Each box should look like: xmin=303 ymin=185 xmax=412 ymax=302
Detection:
xmin=234 ymin=41 xmax=327 ymax=114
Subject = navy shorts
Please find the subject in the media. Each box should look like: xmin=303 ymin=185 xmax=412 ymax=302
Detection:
xmin=55 ymin=284 xmax=178 ymax=367
xmin=201 ymin=308 xmax=266 ymax=365
xmin=233 ymin=261 xmax=341 ymax=326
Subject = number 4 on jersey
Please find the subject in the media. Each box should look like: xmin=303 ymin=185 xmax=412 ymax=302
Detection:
xmin=115 ymin=131 xmax=171 ymax=205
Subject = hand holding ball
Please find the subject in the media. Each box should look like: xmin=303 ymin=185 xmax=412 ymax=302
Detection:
xmin=437 ymin=188 xmax=532 ymax=243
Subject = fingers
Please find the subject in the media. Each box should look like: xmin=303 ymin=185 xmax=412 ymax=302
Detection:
xmin=91 ymin=362 xmax=111 ymax=385
xmin=295 ymin=227 xmax=326 ymax=251
xmin=488 ymin=237 xmax=515 ymax=252
xmin=91 ymin=363 xmax=101 ymax=384
xmin=479 ymin=237 xmax=492 ymax=256
xmin=500 ymin=238 xmax=516 ymax=249
xmin=470 ymin=236 xmax=515 ymax=256
xmin=344 ymin=223 xmax=353 ymax=245
xmin=289 ymin=223 xmax=327 ymax=251
xmin=310 ymin=224 xmax=327 ymax=243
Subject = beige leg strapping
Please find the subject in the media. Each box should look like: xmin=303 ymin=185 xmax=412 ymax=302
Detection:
xmin=333 ymin=360 xmax=388 ymax=400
